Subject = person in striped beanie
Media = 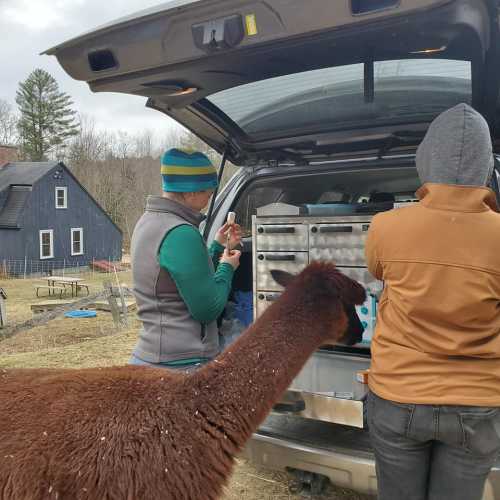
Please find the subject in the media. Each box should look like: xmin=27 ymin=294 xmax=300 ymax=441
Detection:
xmin=129 ymin=148 xmax=242 ymax=371
xmin=161 ymin=148 xmax=219 ymax=193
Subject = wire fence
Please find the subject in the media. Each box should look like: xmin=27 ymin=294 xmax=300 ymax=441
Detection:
xmin=0 ymin=258 xmax=128 ymax=280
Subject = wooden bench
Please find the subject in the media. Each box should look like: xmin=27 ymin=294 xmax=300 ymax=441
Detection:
xmin=30 ymin=301 xmax=95 ymax=315
xmin=76 ymin=283 xmax=90 ymax=296
xmin=31 ymin=301 xmax=73 ymax=314
xmin=34 ymin=285 xmax=66 ymax=299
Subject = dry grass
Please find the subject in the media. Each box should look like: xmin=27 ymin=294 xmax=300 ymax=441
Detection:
xmin=0 ymin=271 xmax=135 ymax=358
xmin=0 ymin=272 xmax=370 ymax=500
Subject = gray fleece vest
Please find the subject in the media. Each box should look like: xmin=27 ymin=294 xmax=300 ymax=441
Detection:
xmin=131 ymin=196 xmax=219 ymax=363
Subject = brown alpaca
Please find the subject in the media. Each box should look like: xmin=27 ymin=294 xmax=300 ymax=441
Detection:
xmin=0 ymin=262 xmax=366 ymax=500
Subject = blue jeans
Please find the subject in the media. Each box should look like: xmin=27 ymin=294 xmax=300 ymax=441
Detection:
xmin=367 ymin=391 xmax=500 ymax=500
xmin=129 ymin=355 xmax=208 ymax=373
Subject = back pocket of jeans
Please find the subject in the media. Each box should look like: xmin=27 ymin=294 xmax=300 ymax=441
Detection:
xmin=459 ymin=408 xmax=500 ymax=456
xmin=368 ymin=392 xmax=414 ymax=438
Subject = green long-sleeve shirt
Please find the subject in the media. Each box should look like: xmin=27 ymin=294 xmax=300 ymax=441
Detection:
xmin=158 ymin=224 xmax=234 ymax=325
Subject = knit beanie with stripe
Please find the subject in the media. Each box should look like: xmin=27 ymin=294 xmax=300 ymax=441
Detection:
xmin=161 ymin=148 xmax=218 ymax=193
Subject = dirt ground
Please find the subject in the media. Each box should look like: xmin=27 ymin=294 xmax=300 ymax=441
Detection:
xmin=0 ymin=273 xmax=371 ymax=500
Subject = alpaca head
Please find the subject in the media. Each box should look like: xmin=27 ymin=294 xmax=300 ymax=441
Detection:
xmin=271 ymin=261 xmax=367 ymax=346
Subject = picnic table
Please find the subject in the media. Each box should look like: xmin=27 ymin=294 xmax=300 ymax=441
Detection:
xmin=47 ymin=276 xmax=88 ymax=297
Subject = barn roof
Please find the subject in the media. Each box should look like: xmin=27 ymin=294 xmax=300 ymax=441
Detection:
xmin=0 ymin=162 xmax=59 ymax=228
xmin=0 ymin=161 xmax=121 ymax=233
xmin=0 ymin=186 xmax=31 ymax=228
xmin=0 ymin=162 xmax=58 ymax=193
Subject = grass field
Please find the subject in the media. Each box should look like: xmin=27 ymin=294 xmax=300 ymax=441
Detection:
xmin=0 ymin=272 xmax=371 ymax=500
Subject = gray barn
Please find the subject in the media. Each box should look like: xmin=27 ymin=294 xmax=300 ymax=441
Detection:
xmin=0 ymin=161 xmax=122 ymax=274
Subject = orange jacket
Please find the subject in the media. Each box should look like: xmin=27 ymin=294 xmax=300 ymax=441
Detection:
xmin=366 ymin=183 xmax=500 ymax=405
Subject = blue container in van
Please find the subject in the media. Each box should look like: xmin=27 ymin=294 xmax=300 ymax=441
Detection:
xmin=233 ymin=291 xmax=253 ymax=327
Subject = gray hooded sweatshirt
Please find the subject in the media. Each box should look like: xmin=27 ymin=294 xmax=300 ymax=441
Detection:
xmin=416 ymin=103 xmax=494 ymax=187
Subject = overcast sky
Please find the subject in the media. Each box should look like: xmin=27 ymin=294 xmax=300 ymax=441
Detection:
xmin=1 ymin=0 xmax=183 ymax=139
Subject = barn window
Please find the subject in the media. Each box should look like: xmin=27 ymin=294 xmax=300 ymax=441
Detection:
xmin=39 ymin=230 xmax=54 ymax=259
xmin=71 ymin=228 xmax=84 ymax=256
xmin=55 ymin=187 xmax=67 ymax=209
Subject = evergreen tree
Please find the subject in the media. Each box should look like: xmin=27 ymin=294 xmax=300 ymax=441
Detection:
xmin=16 ymin=68 xmax=79 ymax=160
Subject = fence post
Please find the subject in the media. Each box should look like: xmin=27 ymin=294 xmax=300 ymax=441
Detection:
xmin=0 ymin=289 xmax=6 ymax=328
xmin=23 ymin=256 xmax=27 ymax=280
xmin=103 ymin=281 xmax=122 ymax=329
xmin=113 ymin=265 xmax=128 ymax=327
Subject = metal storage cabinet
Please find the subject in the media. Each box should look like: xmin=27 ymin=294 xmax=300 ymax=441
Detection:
xmin=252 ymin=212 xmax=381 ymax=339
xmin=252 ymin=209 xmax=383 ymax=428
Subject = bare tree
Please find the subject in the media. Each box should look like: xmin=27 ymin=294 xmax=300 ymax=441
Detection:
xmin=65 ymin=121 xmax=235 ymax=251
xmin=69 ymin=115 xmax=106 ymax=165
xmin=134 ymin=129 xmax=154 ymax=158
xmin=115 ymin=131 xmax=131 ymax=160
xmin=0 ymin=99 xmax=18 ymax=146
xmin=158 ymin=126 xmax=185 ymax=155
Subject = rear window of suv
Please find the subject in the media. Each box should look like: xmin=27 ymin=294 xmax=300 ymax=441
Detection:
xmin=208 ymin=59 xmax=471 ymax=137
xmin=232 ymin=167 xmax=420 ymax=235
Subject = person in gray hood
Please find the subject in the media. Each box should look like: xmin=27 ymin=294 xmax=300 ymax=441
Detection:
xmin=365 ymin=103 xmax=500 ymax=500
xmin=416 ymin=102 xmax=494 ymax=186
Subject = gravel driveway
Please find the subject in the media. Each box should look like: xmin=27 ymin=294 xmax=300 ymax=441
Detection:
xmin=224 ymin=459 xmax=374 ymax=500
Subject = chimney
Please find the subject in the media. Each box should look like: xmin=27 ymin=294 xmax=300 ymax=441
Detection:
xmin=0 ymin=145 xmax=19 ymax=167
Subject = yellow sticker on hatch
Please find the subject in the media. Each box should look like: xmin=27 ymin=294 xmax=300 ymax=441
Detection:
xmin=245 ymin=14 xmax=258 ymax=36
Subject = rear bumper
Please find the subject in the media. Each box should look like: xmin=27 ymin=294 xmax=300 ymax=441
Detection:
xmin=242 ymin=427 xmax=377 ymax=495
xmin=243 ymin=420 xmax=500 ymax=499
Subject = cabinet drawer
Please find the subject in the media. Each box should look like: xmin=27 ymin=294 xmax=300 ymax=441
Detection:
xmin=255 ymin=291 xmax=282 ymax=318
xmin=335 ymin=266 xmax=376 ymax=288
xmin=255 ymin=224 xmax=308 ymax=251
xmin=256 ymin=251 xmax=309 ymax=291
xmin=309 ymin=223 xmax=369 ymax=266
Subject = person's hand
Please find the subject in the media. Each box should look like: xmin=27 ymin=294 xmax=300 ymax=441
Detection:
xmin=220 ymin=248 xmax=241 ymax=270
xmin=215 ymin=222 xmax=242 ymax=249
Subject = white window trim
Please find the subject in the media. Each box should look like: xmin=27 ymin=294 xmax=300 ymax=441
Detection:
xmin=39 ymin=230 xmax=54 ymax=260
xmin=55 ymin=186 xmax=67 ymax=209
xmin=71 ymin=227 xmax=84 ymax=256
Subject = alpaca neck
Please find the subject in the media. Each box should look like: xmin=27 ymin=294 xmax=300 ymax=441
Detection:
xmin=193 ymin=296 xmax=333 ymax=449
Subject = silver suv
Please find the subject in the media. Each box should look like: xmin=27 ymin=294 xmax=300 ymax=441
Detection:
xmin=47 ymin=0 xmax=500 ymax=497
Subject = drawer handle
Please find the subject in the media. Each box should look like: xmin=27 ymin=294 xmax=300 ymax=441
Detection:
xmin=258 ymin=293 xmax=280 ymax=302
xmin=272 ymin=400 xmax=306 ymax=414
xmin=260 ymin=254 xmax=296 ymax=262
xmin=259 ymin=226 xmax=296 ymax=234
xmin=319 ymin=226 xmax=353 ymax=234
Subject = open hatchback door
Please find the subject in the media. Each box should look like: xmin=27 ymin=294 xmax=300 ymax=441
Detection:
xmin=46 ymin=0 xmax=500 ymax=166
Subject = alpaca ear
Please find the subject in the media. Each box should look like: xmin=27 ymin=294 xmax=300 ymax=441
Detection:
xmin=270 ymin=270 xmax=296 ymax=288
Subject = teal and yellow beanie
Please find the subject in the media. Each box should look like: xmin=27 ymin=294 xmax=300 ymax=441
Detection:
xmin=161 ymin=148 xmax=218 ymax=193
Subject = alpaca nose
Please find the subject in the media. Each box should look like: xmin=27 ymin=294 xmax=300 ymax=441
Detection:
xmin=339 ymin=303 xmax=364 ymax=346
